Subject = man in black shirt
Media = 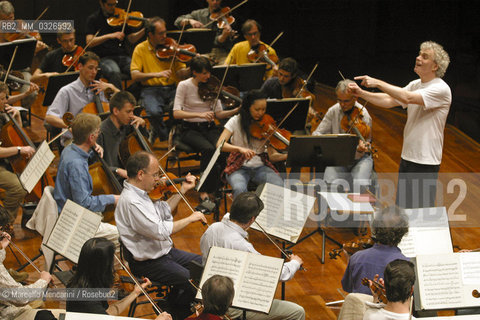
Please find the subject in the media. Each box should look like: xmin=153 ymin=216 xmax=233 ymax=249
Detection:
xmin=85 ymin=0 xmax=145 ymax=90
xmin=32 ymin=30 xmax=79 ymax=82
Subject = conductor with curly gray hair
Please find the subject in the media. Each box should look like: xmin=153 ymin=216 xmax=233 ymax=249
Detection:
xmin=348 ymin=41 xmax=451 ymax=209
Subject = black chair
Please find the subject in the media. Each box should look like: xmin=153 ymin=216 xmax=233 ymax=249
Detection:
xmin=165 ymin=124 xmax=201 ymax=176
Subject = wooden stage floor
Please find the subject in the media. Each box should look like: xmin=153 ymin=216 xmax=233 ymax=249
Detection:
xmin=4 ymin=83 xmax=480 ymax=319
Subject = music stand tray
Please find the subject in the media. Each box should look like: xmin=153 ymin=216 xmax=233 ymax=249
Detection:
xmin=212 ymin=63 xmax=266 ymax=91
xmin=42 ymin=72 xmax=79 ymax=107
xmin=266 ymin=98 xmax=310 ymax=133
xmin=167 ymin=29 xmax=216 ymax=54
xmin=0 ymin=38 xmax=36 ymax=70
xmin=286 ymin=134 xmax=359 ymax=169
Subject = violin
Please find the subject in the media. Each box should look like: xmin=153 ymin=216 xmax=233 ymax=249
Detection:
xmin=329 ymin=237 xmax=374 ymax=259
xmin=107 ymin=7 xmax=147 ymax=28
xmin=0 ymin=110 xmax=54 ymax=203
xmin=209 ymin=7 xmax=238 ymax=40
xmin=250 ymin=114 xmax=291 ymax=151
xmin=62 ymin=46 xmax=83 ymax=71
xmin=0 ymin=65 xmax=44 ymax=93
xmin=340 ymin=107 xmax=377 ymax=157
xmin=156 ymin=38 xmax=197 ymax=63
xmin=198 ymin=75 xmax=242 ymax=109
xmin=0 ymin=224 xmax=14 ymax=240
xmin=247 ymin=43 xmax=278 ymax=70
xmin=362 ymin=277 xmax=387 ymax=304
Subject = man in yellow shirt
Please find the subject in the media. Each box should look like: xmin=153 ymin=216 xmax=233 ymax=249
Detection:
xmin=225 ymin=19 xmax=278 ymax=79
xmin=130 ymin=17 xmax=186 ymax=142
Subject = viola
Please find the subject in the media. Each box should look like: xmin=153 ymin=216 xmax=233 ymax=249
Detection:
xmin=250 ymin=114 xmax=291 ymax=151
xmin=340 ymin=107 xmax=377 ymax=157
xmin=198 ymin=75 xmax=242 ymax=109
xmin=247 ymin=43 xmax=278 ymax=70
xmin=329 ymin=237 xmax=374 ymax=259
xmin=107 ymin=7 xmax=147 ymax=28
xmin=156 ymin=38 xmax=198 ymax=63
xmin=62 ymin=46 xmax=83 ymax=71
xmin=0 ymin=65 xmax=44 ymax=93
xmin=0 ymin=110 xmax=54 ymax=203
xmin=0 ymin=224 xmax=14 ymax=240
xmin=362 ymin=277 xmax=387 ymax=304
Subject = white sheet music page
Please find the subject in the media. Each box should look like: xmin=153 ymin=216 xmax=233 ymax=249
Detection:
xmin=398 ymin=207 xmax=453 ymax=258
xmin=250 ymin=183 xmax=316 ymax=243
xmin=45 ymin=200 xmax=101 ymax=263
xmin=318 ymin=192 xmax=374 ymax=214
xmin=19 ymin=140 xmax=55 ymax=193
xmin=197 ymin=246 xmax=283 ymax=313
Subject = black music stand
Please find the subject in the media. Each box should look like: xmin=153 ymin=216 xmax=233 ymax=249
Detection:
xmin=266 ymin=98 xmax=310 ymax=133
xmin=285 ymin=135 xmax=358 ymax=263
xmin=167 ymin=29 xmax=216 ymax=54
xmin=212 ymin=63 xmax=266 ymax=91
xmin=42 ymin=72 xmax=79 ymax=106
xmin=0 ymin=38 xmax=36 ymax=70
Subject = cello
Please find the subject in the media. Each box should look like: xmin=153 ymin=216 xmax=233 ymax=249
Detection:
xmin=0 ymin=110 xmax=54 ymax=202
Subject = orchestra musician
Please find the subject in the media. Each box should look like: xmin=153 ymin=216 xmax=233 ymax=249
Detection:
xmin=173 ymin=56 xmax=239 ymax=204
xmin=66 ymin=237 xmax=172 ymax=320
xmin=190 ymin=275 xmax=235 ymax=320
xmin=200 ymin=192 xmax=305 ymax=320
xmin=31 ymin=30 xmax=79 ymax=81
xmin=216 ymin=90 xmax=285 ymax=199
xmin=130 ymin=17 xmax=187 ymax=143
xmin=348 ymin=41 xmax=451 ymax=209
xmin=363 ymin=260 xmax=416 ymax=320
xmin=312 ymin=79 xmax=373 ymax=193
xmin=225 ymin=19 xmax=278 ymax=79
xmin=0 ymin=83 xmax=35 ymax=223
xmin=52 ymin=113 xmax=120 ymax=249
xmin=45 ymin=52 xmax=119 ymax=145
xmin=85 ymin=0 xmax=145 ymax=90
xmin=115 ymin=151 xmax=207 ymax=320
xmin=0 ymin=205 xmax=64 ymax=320
xmin=174 ymin=0 xmax=236 ymax=64
xmin=97 ymin=91 xmax=145 ymax=180
xmin=341 ymin=206 xmax=408 ymax=295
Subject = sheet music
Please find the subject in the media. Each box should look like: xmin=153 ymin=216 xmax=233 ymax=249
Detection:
xmin=196 ymin=139 xmax=224 ymax=192
xmin=251 ymin=183 xmax=315 ymax=243
xmin=318 ymin=192 xmax=374 ymax=214
xmin=45 ymin=200 xmax=101 ymax=264
xmin=398 ymin=207 xmax=453 ymax=258
xmin=19 ymin=140 xmax=55 ymax=193
xmin=197 ymin=247 xmax=283 ymax=314
xmin=460 ymin=253 xmax=480 ymax=284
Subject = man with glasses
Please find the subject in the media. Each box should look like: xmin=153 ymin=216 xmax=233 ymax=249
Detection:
xmin=312 ymin=79 xmax=373 ymax=193
xmin=32 ymin=30 xmax=80 ymax=81
xmin=45 ymin=52 xmax=119 ymax=145
xmin=225 ymin=19 xmax=278 ymax=79
xmin=85 ymin=0 xmax=145 ymax=90
xmin=115 ymin=151 xmax=207 ymax=320
xmin=130 ymin=17 xmax=187 ymax=143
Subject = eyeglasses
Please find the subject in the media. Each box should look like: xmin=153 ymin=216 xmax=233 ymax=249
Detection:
xmin=144 ymin=170 xmax=160 ymax=178
xmin=245 ymin=31 xmax=259 ymax=37
xmin=104 ymin=1 xmax=118 ymax=7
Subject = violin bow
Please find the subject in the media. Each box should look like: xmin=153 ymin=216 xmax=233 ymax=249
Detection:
xmin=210 ymin=59 xmax=232 ymax=119
xmin=203 ymin=0 xmax=249 ymax=28
xmin=168 ymin=23 xmax=186 ymax=74
xmin=156 ymin=161 xmax=210 ymax=227
xmin=2 ymin=46 xmax=18 ymax=84
xmin=120 ymin=0 xmax=133 ymax=36
xmin=114 ymin=255 xmax=163 ymax=314
xmin=253 ymin=221 xmax=306 ymax=271
xmin=254 ymin=63 xmax=318 ymax=154
xmin=65 ymin=30 xmax=100 ymax=73
xmin=158 ymin=145 xmax=176 ymax=161
xmin=253 ymin=31 xmax=283 ymax=64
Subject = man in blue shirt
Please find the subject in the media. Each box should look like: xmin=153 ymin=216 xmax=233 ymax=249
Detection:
xmin=53 ymin=113 xmax=119 ymax=245
xmin=341 ymin=206 xmax=409 ymax=295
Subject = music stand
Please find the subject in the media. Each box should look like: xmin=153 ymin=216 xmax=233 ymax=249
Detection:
xmin=266 ymin=98 xmax=310 ymax=133
xmin=42 ymin=72 xmax=79 ymax=106
xmin=0 ymin=38 xmax=36 ymax=70
xmin=212 ymin=63 xmax=266 ymax=91
xmin=167 ymin=29 xmax=216 ymax=54
xmin=285 ymin=135 xmax=359 ymax=263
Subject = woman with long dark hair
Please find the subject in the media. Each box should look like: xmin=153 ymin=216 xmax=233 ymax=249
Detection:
xmin=216 ymin=90 xmax=285 ymax=198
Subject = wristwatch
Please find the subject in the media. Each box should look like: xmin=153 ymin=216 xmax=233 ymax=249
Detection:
xmin=17 ymin=146 xmax=21 ymax=155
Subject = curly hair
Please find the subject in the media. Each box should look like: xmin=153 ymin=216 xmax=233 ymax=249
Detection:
xmin=420 ymin=41 xmax=450 ymax=78
xmin=371 ymin=206 xmax=408 ymax=246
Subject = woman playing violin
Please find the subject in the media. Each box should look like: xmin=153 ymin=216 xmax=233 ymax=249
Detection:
xmin=225 ymin=20 xmax=278 ymax=79
xmin=312 ymin=79 xmax=374 ymax=192
xmin=216 ymin=90 xmax=285 ymax=198
xmin=173 ymin=56 xmax=239 ymax=203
